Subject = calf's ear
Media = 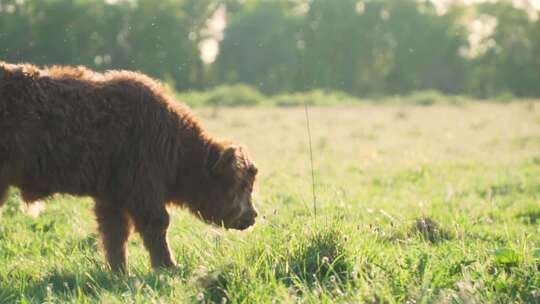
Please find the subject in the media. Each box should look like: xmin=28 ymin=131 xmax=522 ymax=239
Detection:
xmin=207 ymin=146 xmax=237 ymax=177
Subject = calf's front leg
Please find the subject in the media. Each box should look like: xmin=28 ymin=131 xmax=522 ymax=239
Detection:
xmin=129 ymin=205 xmax=176 ymax=269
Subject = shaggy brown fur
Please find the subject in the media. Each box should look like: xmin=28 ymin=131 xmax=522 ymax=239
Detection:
xmin=0 ymin=62 xmax=258 ymax=271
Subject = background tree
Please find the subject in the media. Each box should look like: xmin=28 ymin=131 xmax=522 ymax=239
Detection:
xmin=1 ymin=0 xmax=540 ymax=98
xmin=0 ymin=0 xmax=213 ymax=90
xmin=214 ymin=1 xmax=302 ymax=93
xmin=467 ymin=2 xmax=540 ymax=97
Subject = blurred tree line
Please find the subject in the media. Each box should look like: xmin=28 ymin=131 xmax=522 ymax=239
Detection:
xmin=1 ymin=0 xmax=539 ymax=98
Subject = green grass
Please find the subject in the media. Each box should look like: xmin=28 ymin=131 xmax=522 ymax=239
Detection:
xmin=1 ymin=103 xmax=540 ymax=303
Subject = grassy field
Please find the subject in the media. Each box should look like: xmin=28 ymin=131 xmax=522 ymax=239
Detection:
xmin=1 ymin=102 xmax=540 ymax=303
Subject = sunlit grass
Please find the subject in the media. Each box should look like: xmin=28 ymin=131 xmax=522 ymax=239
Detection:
xmin=1 ymin=102 xmax=540 ymax=302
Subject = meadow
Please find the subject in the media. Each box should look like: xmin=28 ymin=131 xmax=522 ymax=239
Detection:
xmin=1 ymin=102 xmax=540 ymax=303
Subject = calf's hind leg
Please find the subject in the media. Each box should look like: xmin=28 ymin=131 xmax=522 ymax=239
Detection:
xmin=0 ymin=158 xmax=7 ymax=207
xmin=95 ymin=201 xmax=133 ymax=272
xmin=0 ymin=183 xmax=6 ymax=208
xmin=0 ymin=170 xmax=8 ymax=208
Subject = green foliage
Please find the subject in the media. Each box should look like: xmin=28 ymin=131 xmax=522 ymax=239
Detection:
xmin=178 ymin=84 xmax=266 ymax=107
xmin=494 ymin=91 xmax=516 ymax=103
xmin=180 ymin=85 xmax=362 ymax=107
xmin=178 ymin=86 xmax=475 ymax=107
xmin=493 ymin=248 xmax=521 ymax=267
xmin=202 ymin=85 xmax=265 ymax=106
xmin=0 ymin=0 xmax=213 ymax=91
xmin=297 ymin=0 xmax=468 ymax=96
xmin=408 ymin=91 xmax=446 ymax=106
xmin=1 ymin=0 xmax=540 ymax=98
xmin=401 ymin=90 xmax=471 ymax=106
xmin=467 ymin=2 xmax=540 ymax=98
xmin=271 ymin=90 xmax=360 ymax=107
xmin=214 ymin=1 xmax=302 ymax=94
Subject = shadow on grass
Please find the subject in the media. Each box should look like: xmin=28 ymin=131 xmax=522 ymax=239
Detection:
xmin=516 ymin=210 xmax=540 ymax=225
xmin=451 ymin=180 xmax=540 ymax=202
xmin=480 ymin=183 xmax=524 ymax=198
xmin=198 ymin=268 xmax=230 ymax=303
xmin=0 ymin=265 xmax=188 ymax=302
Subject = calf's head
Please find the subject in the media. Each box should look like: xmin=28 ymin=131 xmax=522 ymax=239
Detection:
xmin=197 ymin=144 xmax=259 ymax=230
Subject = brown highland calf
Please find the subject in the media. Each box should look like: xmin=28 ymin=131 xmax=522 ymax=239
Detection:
xmin=0 ymin=62 xmax=258 ymax=271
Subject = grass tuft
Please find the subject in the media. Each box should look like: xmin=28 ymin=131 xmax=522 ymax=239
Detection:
xmin=283 ymin=228 xmax=354 ymax=292
xmin=410 ymin=217 xmax=452 ymax=244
